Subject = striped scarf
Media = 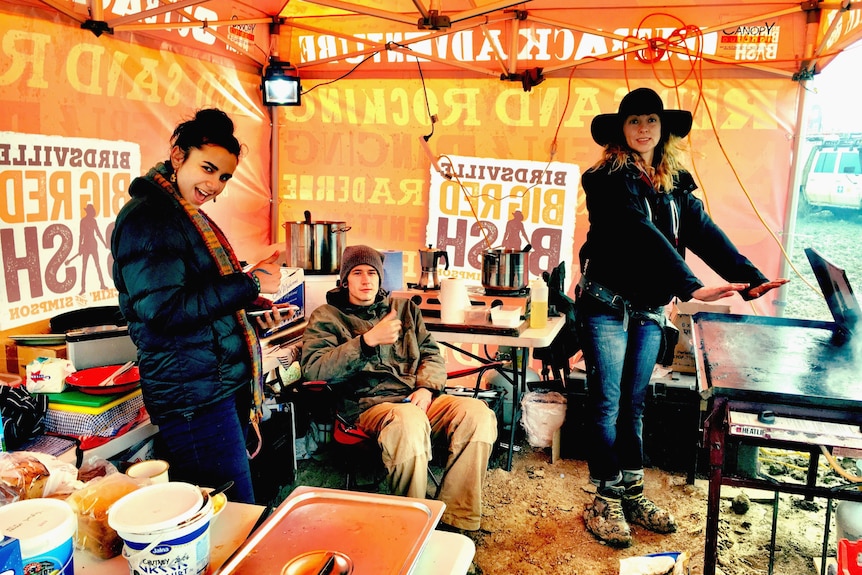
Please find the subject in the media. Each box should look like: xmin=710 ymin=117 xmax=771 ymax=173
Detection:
xmin=150 ymin=162 xmax=264 ymax=424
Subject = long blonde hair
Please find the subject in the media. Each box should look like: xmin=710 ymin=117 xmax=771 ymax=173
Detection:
xmin=589 ymin=134 xmax=688 ymax=193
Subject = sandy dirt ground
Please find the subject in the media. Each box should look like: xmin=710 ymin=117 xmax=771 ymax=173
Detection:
xmin=281 ymin=435 xmax=852 ymax=575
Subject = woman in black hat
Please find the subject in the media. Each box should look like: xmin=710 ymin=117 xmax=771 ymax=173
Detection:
xmin=576 ymin=87 xmax=786 ymax=546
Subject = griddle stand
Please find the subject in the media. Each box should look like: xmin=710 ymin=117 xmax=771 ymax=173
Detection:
xmin=702 ymin=397 xmax=862 ymax=575
xmin=694 ymin=312 xmax=862 ymax=575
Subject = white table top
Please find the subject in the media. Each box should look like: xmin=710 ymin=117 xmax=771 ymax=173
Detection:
xmin=429 ymin=315 xmax=564 ymax=348
xmin=74 ymin=501 xmax=474 ymax=575
xmin=75 ymin=500 xmax=264 ymax=574
xmin=260 ymin=316 xmax=565 ymax=374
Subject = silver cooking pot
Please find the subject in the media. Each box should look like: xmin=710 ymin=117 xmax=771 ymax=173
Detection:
xmin=481 ymin=248 xmax=529 ymax=293
xmin=283 ymin=211 xmax=350 ymax=274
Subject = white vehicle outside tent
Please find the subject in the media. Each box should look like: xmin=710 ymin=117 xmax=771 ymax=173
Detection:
xmin=798 ymin=133 xmax=862 ymax=213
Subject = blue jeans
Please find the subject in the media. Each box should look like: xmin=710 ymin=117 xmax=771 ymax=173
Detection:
xmin=156 ymin=386 xmax=255 ymax=504
xmin=577 ymin=308 xmax=662 ymax=484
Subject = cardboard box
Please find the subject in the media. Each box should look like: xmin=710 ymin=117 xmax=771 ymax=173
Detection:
xmin=669 ymin=302 xmax=731 ymax=373
xmin=7 ymin=343 xmax=68 ymax=378
xmin=0 ymin=535 xmax=22 ymax=575
xmin=304 ymin=274 xmax=339 ymax=316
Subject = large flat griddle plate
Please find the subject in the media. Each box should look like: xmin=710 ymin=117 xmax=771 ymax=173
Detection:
xmin=216 ymin=486 xmax=445 ymax=575
xmin=692 ymin=312 xmax=862 ymax=411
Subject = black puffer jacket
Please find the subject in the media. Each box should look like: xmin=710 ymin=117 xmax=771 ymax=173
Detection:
xmin=579 ymin=162 xmax=768 ymax=310
xmin=111 ymin=168 xmax=259 ymax=422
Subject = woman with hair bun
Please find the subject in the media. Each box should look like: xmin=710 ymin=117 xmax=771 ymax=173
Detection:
xmin=111 ymin=108 xmax=288 ymax=503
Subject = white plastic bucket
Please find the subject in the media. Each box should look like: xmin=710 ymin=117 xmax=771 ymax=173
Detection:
xmin=108 ymin=482 xmax=213 ymax=575
xmin=836 ymin=500 xmax=862 ymax=543
xmin=0 ymin=498 xmax=76 ymax=575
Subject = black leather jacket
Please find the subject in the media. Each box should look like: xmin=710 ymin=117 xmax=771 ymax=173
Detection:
xmin=579 ymin=161 xmax=768 ymax=310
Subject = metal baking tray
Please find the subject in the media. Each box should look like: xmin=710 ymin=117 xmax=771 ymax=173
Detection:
xmin=215 ymin=486 xmax=445 ymax=575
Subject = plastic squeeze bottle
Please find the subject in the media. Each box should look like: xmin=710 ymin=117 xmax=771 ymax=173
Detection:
xmin=530 ymin=279 xmax=548 ymax=329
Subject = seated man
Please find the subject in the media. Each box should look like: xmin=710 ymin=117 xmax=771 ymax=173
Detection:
xmin=300 ymin=245 xmax=498 ymax=532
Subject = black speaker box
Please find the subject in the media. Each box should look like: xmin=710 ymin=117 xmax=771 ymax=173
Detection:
xmin=249 ymin=404 xmax=297 ymax=505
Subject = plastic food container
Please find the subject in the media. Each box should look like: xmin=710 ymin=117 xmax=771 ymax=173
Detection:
xmin=108 ymin=482 xmax=212 ymax=575
xmin=0 ymin=498 xmax=77 ymax=575
xmin=490 ymin=306 xmax=522 ymax=328
xmin=463 ymin=306 xmax=490 ymax=325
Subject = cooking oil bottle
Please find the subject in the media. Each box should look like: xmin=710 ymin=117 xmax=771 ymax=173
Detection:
xmin=530 ymin=279 xmax=548 ymax=329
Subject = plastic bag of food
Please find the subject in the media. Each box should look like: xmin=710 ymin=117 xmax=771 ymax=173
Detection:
xmin=0 ymin=451 xmax=76 ymax=503
xmin=25 ymin=357 xmax=74 ymax=394
xmin=76 ymin=456 xmax=119 ymax=484
xmin=0 ymin=451 xmax=49 ymax=503
xmin=29 ymin=451 xmax=79 ymax=498
xmin=65 ymin=472 xmax=146 ymax=559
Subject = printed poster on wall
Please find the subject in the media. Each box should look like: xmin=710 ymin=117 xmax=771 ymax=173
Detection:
xmin=0 ymin=133 xmax=141 ymax=330
xmin=425 ymin=154 xmax=579 ymax=291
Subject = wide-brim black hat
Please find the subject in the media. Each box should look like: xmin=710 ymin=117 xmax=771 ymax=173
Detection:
xmin=590 ymin=87 xmax=693 ymax=146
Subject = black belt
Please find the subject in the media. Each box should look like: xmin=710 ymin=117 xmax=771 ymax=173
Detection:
xmin=577 ymin=276 xmax=664 ymax=330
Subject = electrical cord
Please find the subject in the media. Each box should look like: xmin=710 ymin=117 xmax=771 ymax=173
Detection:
xmin=573 ymin=13 xmax=830 ymax=308
xmin=294 ymin=11 xmax=844 ymax=303
xmin=299 ymin=50 xmax=382 ymax=97
xmin=820 ymin=445 xmax=862 ymax=484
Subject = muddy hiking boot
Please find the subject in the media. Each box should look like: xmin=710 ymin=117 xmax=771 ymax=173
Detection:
xmin=622 ymin=479 xmax=677 ymax=534
xmin=584 ymin=484 xmax=632 ymax=547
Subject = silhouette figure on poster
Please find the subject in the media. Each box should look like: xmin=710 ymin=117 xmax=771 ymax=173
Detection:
xmin=66 ymin=203 xmax=108 ymax=294
xmin=502 ymin=210 xmax=530 ymax=251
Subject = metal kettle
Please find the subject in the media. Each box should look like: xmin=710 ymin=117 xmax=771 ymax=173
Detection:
xmin=418 ymin=245 xmax=449 ymax=290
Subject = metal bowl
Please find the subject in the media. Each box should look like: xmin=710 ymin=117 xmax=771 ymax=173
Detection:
xmin=281 ymin=550 xmax=353 ymax=575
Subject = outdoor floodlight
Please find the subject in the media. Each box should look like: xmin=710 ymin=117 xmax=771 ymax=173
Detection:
xmin=262 ymin=59 xmax=301 ymax=106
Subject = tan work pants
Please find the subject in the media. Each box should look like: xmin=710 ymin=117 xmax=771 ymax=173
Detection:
xmin=357 ymin=393 xmax=498 ymax=530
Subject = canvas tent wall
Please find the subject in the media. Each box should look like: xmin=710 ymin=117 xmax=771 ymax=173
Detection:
xmin=2 ymin=0 xmax=862 ymax=330
xmin=0 ymin=2 xmax=276 ymax=330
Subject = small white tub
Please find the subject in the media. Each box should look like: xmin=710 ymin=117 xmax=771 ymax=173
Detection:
xmin=0 ymin=498 xmax=77 ymax=575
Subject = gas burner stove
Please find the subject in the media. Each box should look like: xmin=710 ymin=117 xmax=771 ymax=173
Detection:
xmin=392 ymin=285 xmax=531 ymax=315
xmin=406 ymin=282 xmax=439 ymax=291
xmin=483 ymin=286 xmax=530 ymax=297
xmin=404 ymin=283 xmax=529 ymax=297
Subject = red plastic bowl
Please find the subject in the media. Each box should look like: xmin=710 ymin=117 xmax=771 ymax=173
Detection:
xmin=65 ymin=365 xmax=140 ymax=395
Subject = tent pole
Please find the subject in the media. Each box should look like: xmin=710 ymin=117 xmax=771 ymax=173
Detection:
xmin=270 ymin=107 xmax=279 ymax=245
xmin=778 ymin=80 xmax=810 ymax=317
xmin=778 ymin=4 xmax=822 ymax=317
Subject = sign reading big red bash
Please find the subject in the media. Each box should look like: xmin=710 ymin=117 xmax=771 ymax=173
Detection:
xmin=425 ymin=154 xmax=579 ymax=290
xmin=0 ymin=132 xmax=141 ymax=330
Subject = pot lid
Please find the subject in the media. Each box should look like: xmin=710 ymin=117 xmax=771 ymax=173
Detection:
xmin=108 ymin=482 xmax=204 ymax=534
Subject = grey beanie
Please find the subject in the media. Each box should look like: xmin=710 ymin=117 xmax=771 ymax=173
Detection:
xmin=340 ymin=245 xmax=384 ymax=286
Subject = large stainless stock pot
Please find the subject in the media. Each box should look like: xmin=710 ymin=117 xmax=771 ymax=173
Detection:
xmin=283 ymin=210 xmax=350 ymax=274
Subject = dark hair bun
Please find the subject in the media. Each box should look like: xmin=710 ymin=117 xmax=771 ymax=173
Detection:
xmin=170 ymin=107 xmax=243 ymax=157
xmin=195 ymin=108 xmax=235 ymax=136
